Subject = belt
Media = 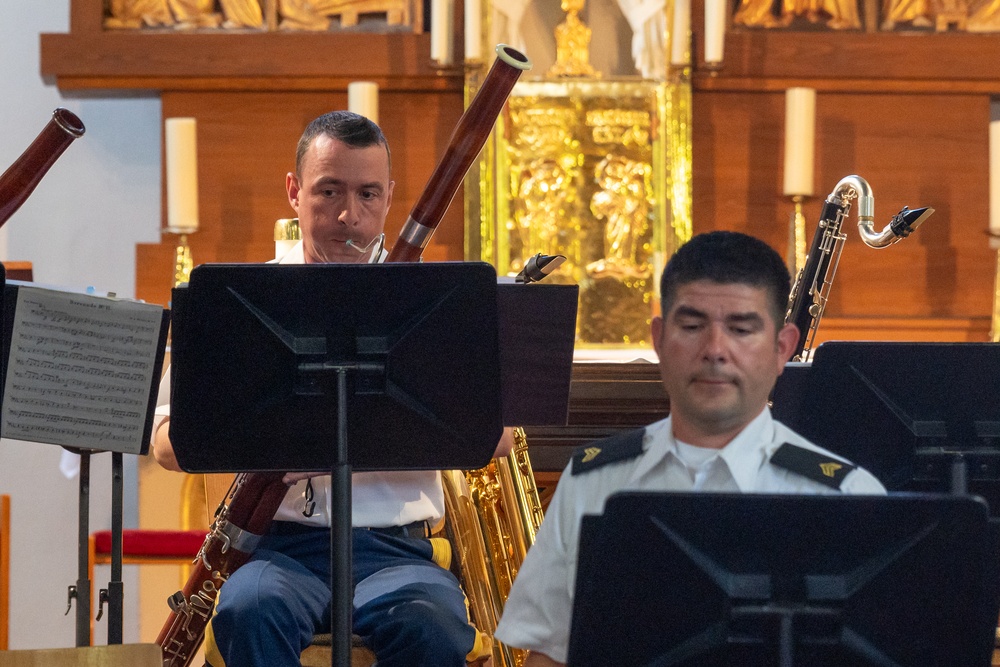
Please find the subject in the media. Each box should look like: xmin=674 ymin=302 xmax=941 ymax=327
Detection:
xmin=270 ymin=519 xmax=430 ymax=539
xmin=366 ymin=520 xmax=431 ymax=539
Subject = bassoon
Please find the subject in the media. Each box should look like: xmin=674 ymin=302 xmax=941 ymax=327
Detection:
xmin=156 ymin=44 xmax=532 ymax=667
xmin=0 ymin=108 xmax=85 ymax=227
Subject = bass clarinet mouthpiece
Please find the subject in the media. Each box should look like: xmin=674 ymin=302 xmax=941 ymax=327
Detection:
xmin=889 ymin=206 xmax=934 ymax=238
xmin=516 ymin=253 xmax=566 ymax=284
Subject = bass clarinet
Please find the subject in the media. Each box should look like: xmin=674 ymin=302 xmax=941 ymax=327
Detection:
xmin=157 ymin=44 xmax=532 ymax=667
xmin=785 ymin=174 xmax=933 ymax=360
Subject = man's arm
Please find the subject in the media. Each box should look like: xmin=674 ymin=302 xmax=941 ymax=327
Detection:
xmin=152 ymin=417 xmax=183 ymax=472
xmin=524 ymin=652 xmax=564 ymax=667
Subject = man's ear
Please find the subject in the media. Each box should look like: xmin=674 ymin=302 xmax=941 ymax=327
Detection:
xmin=286 ymin=172 xmax=301 ymax=209
xmin=776 ymin=322 xmax=800 ymax=367
xmin=651 ymin=315 xmax=664 ymax=358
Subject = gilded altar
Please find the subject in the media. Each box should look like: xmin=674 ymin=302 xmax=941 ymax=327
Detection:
xmin=465 ymin=0 xmax=691 ymax=348
xmin=479 ymin=80 xmax=689 ymax=347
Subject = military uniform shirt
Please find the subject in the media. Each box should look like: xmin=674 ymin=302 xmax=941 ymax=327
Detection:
xmin=493 ymin=408 xmax=886 ymax=664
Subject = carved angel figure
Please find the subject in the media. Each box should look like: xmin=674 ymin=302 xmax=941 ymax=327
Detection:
xmin=218 ymin=0 xmax=265 ymax=27
xmin=733 ymin=0 xmax=784 ymax=27
xmin=588 ymin=154 xmax=651 ymax=278
xmin=278 ymin=0 xmax=382 ymax=30
xmin=105 ymin=0 xmax=175 ymax=28
xmin=968 ymin=0 xmax=1000 ymax=30
xmin=781 ymin=0 xmax=862 ymax=28
xmin=168 ymin=0 xmax=223 ymax=28
xmin=515 ymin=158 xmax=577 ymax=266
xmin=880 ymin=0 xmax=934 ymax=29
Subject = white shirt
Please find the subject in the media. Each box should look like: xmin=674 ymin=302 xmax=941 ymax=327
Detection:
xmin=494 ymin=408 xmax=886 ymax=664
xmin=153 ymin=241 xmax=444 ymax=528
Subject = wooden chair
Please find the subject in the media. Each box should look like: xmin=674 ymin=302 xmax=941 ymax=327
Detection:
xmin=1 ymin=494 xmax=10 ymax=651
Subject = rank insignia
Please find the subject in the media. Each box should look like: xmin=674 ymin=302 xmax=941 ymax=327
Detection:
xmin=571 ymin=429 xmax=645 ymax=475
xmin=769 ymin=442 xmax=855 ymax=490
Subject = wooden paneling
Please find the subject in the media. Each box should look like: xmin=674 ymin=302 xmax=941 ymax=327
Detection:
xmin=40 ymin=32 xmax=455 ymax=91
xmin=692 ymin=86 xmax=994 ymax=335
xmin=135 ymin=88 xmax=464 ymax=308
xmin=697 ymin=31 xmax=1000 ymax=88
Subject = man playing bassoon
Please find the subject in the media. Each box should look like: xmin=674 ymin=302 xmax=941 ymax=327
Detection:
xmin=153 ymin=110 xmax=511 ymax=667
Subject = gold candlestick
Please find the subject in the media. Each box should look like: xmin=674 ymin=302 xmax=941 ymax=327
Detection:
xmin=991 ymin=247 xmax=1000 ymax=342
xmin=788 ymin=195 xmax=808 ymax=277
xmin=170 ymin=232 xmax=194 ymax=286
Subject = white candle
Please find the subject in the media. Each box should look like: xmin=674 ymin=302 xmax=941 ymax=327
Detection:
xmin=431 ymin=0 xmax=454 ymax=66
xmin=783 ymin=88 xmax=816 ymax=197
xmin=991 ymin=119 xmax=1000 ymax=248
xmin=704 ymin=0 xmax=726 ymax=65
xmin=464 ymin=0 xmax=482 ymax=62
xmin=165 ymin=117 xmax=199 ymax=233
xmin=671 ymin=0 xmax=691 ymax=67
xmin=348 ymin=81 xmax=379 ymax=124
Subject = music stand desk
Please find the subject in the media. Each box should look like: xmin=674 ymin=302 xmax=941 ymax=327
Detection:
xmin=169 ymin=262 xmax=577 ymax=667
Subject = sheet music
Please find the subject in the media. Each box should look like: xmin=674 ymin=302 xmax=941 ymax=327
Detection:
xmin=1 ymin=286 xmax=164 ymax=454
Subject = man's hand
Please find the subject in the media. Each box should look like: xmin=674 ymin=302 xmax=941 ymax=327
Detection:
xmin=282 ymin=471 xmax=329 ymax=485
xmin=523 ymin=652 xmax=564 ymax=667
xmin=494 ymin=427 xmax=515 ymax=458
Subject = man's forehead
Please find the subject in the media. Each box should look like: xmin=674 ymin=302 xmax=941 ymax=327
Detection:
xmin=669 ymin=280 xmax=771 ymax=313
xmin=302 ymin=135 xmax=389 ymax=176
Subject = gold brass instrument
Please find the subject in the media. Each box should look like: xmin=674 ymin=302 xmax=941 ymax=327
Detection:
xmin=785 ymin=175 xmax=934 ymax=360
xmin=443 ymin=427 xmax=543 ymax=667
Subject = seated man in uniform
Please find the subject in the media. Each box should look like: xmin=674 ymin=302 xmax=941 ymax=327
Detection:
xmin=153 ymin=110 xmax=509 ymax=667
xmin=494 ymin=230 xmax=887 ymax=667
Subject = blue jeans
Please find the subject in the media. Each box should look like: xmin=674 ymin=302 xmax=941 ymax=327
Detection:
xmin=206 ymin=523 xmax=476 ymax=666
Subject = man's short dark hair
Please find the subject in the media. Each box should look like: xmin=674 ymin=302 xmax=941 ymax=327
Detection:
xmin=295 ymin=110 xmax=390 ymax=176
xmin=660 ymin=231 xmax=791 ymax=327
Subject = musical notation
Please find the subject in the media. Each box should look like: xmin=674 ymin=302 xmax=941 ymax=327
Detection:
xmin=1 ymin=286 xmax=164 ymax=454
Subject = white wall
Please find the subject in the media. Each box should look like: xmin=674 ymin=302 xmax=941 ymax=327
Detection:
xmin=0 ymin=1 xmax=163 ymax=649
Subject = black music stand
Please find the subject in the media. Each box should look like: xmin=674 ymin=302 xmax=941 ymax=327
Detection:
xmin=568 ymin=492 xmax=1000 ymax=667
xmin=771 ymin=342 xmax=1000 ymax=513
xmin=0 ymin=278 xmax=168 ymax=646
xmin=169 ymin=262 xmax=576 ymax=667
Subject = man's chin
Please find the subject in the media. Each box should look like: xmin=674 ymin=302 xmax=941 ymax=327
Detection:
xmin=309 ymin=244 xmax=364 ymax=264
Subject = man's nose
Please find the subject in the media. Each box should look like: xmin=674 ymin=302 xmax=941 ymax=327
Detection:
xmin=338 ymin=195 xmax=360 ymax=225
xmin=702 ymin=324 xmax=728 ymax=360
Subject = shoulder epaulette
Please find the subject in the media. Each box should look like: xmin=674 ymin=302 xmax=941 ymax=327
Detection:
xmin=769 ymin=442 xmax=855 ymax=490
xmin=571 ymin=428 xmax=645 ymax=476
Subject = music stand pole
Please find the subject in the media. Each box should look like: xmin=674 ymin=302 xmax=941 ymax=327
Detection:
xmin=74 ymin=450 xmax=91 ymax=647
xmin=331 ymin=367 xmax=352 ymax=667
xmin=107 ymin=451 xmax=124 ymax=644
